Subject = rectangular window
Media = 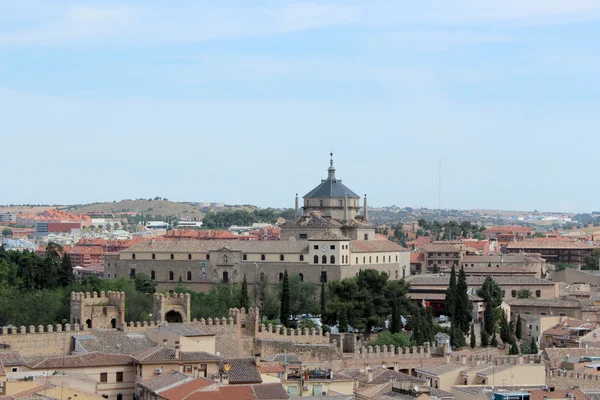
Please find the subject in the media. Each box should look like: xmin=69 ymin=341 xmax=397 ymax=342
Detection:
xmin=314 ymin=245 xmax=319 ymax=250
xmin=107 ymin=273 xmax=111 ymax=278
xmin=200 ymin=364 xmax=207 ymax=378
xmin=364 ymin=234 xmax=368 ymax=240
xmin=129 ymin=269 xmax=135 ymax=278
xmin=185 ymin=365 xmax=193 ymax=373
xmin=116 ymin=372 xmax=123 ymax=382
xmin=321 ymin=271 xmax=327 ymax=283
xmin=330 ymin=245 xmax=335 ymax=250
xmin=100 ymin=373 xmax=108 ymax=383
xmin=536 ymin=290 xmax=541 ymax=298
xmin=511 ymin=290 xmax=517 ymax=298
xmin=299 ymin=234 xmax=308 ymax=239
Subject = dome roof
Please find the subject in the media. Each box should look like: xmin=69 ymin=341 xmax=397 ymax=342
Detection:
xmin=303 ymin=155 xmax=360 ymax=199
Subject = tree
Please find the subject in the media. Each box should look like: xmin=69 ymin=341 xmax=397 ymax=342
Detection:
xmin=239 ymin=275 xmax=249 ymax=309
xmin=280 ymin=270 xmax=291 ymax=327
xmin=530 ymin=336 xmax=539 ymax=354
xmin=445 ymin=266 xmax=457 ymax=320
xmin=583 ymin=248 xmax=600 ymax=271
xmin=516 ymin=289 xmax=532 ymax=299
xmin=509 ymin=341 xmax=519 ymax=355
xmin=490 ymin=332 xmax=498 ymax=347
xmin=499 ymin=309 xmax=512 ymax=346
xmin=320 ymin=281 xmax=326 ymax=317
xmin=450 ymin=325 xmax=466 ymax=349
xmin=554 ymin=262 xmax=576 ymax=272
xmin=432 ymin=264 xmax=439 ymax=274
xmin=515 ymin=314 xmax=522 ymax=340
xmin=390 ymin=298 xmax=402 ymax=334
xmin=478 ymin=276 xmax=503 ymax=335
xmin=134 ymin=273 xmax=156 ymax=294
xmin=480 ymin=328 xmax=489 ymax=347
xmin=370 ymin=331 xmax=411 ymax=348
xmin=455 ymin=266 xmax=472 ymax=334
xmin=338 ymin=305 xmax=348 ymax=332
xmin=470 ymin=324 xmax=476 ymax=349
xmin=1 ymin=228 xmax=12 ymax=238
xmin=58 ymin=253 xmax=74 ymax=287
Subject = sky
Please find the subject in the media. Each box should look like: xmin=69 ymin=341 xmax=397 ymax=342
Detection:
xmin=1 ymin=1 xmax=600 ymax=213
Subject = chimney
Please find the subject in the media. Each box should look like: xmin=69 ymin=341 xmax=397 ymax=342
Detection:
xmin=175 ymin=341 xmax=180 ymax=359
xmin=162 ymin=339 xmax=167 ymax=346
xmin=254 ymin=353 xmax=261 ymax=367
xmin=295 ymin=194 xmax=299 ymax=218
xmin=344 ymin=194 xmax=348 ymax=222
xmin=393 ymin=362 xmax=399 ymax=372
xmin=367 ymin=367 xmax=373 ymax=383
xmin=364 ymin=194 xmax=368 ymax=221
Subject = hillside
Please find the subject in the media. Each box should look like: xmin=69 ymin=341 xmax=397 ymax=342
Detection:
xmin=68 ymin=200 xmax=206 ymax=218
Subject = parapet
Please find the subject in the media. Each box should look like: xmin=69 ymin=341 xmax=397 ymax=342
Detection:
xmin=0 ymin=323 xmax=90 ymax=335
xmin=153 ymin=292 xmax=191 ymax=300
xmin=70 ymin=291 xmax=126 ymax=301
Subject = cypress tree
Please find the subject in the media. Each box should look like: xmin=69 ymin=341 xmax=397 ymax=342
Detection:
xmin=509 ymin=341 xmax=519 ymax=355
xmin=280 ymin=270 xmax=291 ymax=327
xmin=470 ymin=324 xmax=476 ymax=349
xmin=500 ymin=309 xmax=511 ymax=345
xmin=480 ymin=328 xmax=489 ymax=347
xmin=58 ymin=253 xmax=74 ymax=287
xmin=390 ymin=298 xmax=401 ymax=333
xmin=320 ymin=281 xmax=326 ymax=317
xmin=490 ymin=332 xmax=498 ymax=347
xmin=338 ymin=306 xmax=348 ymax=333
xmin=515 ymin=314 xmax=523 ymax=340
xmin=239 ymin=274 xmax=249 ymax=309
xmin=530 ymin=336 xmax=538 ymax=354
xmin=456 ymin=266 xmax=472 ymax=334
xmin=445 ymin=266 xmax=457 ymax=320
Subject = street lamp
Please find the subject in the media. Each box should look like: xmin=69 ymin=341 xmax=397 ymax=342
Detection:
xmin=402 ymin=265 xmax=407 ymax=278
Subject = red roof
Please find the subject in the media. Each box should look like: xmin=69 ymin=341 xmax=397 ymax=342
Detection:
xmin=410 ymin=252 xmax=425 ymax=263
xmin=187 ymin=385 xmax=255 ymax=400
xmin=159 ymin=377 xmax=215 ymax=400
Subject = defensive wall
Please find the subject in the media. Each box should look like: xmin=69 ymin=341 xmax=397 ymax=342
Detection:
xmin=546 ymin=369 xmax=600 ymax=389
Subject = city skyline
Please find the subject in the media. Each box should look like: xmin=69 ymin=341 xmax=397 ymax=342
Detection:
xmin=2 ymin=1 xmax=600 ymax=212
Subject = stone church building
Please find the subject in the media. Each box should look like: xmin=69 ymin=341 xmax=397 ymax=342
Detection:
xmin=104 ymin=156 xmax=409 ymax=290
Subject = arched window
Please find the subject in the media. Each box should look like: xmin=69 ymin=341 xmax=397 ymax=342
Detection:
xmin=152 ymin=253 xmax=156 ymax=260
xmin=169 ymin=271 xmax=174 ymax=280
xmin=188 ymin=254 xmax=192 ymax=260
xmin=299 ymin=273 xmax=304 ymax=282
xmin=330 ymin=255 xmax=335 ymax=264
xmin=170 ymin=253 xmax=174 ymax=260
xmin=314 ymin=255 xmax=319 ymax=264
xmin=206 ymin=254 xmax=210 ymax=260
xmin=280 ymin=254 xmax=284 ymax=261
xmin=132 ymin=253 xmax=136 ymax=260
xmin=243 ymin=254 xmax=247 ymax=261
xmin=151 ymin=270 xmax=155 ymax=280
xmin=279 ymin=273 xmax=284 ymax=282
xmin=261 ymin=254 xmax=266 ymax=261
xmin=322 ymin=255 xmax=327 ymax=264
xmin=260 ymin=272 xmax=265 ymax=282
xmin=300 ymin=255 xmax=304 ymax=261
xmin=187 ymin=271 xmax=192 ymax=281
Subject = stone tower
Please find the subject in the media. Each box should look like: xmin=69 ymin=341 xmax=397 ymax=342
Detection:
xmin=70 ymin=291 xmax=126 ymax=330
xmin=153 ymin=292 xmax=191 ymax=323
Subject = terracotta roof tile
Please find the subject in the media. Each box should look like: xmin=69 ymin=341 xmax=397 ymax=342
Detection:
xmin=158 ymin=377 xmax=216 ymax=400
xmin=0 ymin=352 xmax=24 ymax=366
xmin=251 ymin=383 xmax=289 ymax=400
xmin=139 ymin=370 xmax=191 ymax=392
xmin=187 ymin=385 xmax=255 ymax=400
xmin=350 ymin=240 xmax=407 ymax=253
xmin=27 ymin=352 xmax=133 ymax=369
xmin=223 ymin=358 xmax=262 ymax=384
xmin=134 ymin=346 xmax=219 ymax=363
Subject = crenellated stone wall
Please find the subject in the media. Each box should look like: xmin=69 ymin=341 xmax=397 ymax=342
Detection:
xmin=0 ymin=323 xmax=91 ymax=356
xmin=546 ymin=368 xmax=600 ymax=389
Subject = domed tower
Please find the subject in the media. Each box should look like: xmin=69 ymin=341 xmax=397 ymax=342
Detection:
xmin=302 ymin=153 xmax=361 ymax=221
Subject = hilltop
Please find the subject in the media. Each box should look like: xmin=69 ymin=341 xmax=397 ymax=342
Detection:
xmin=67 ymin=199 xmax=206 ymax=218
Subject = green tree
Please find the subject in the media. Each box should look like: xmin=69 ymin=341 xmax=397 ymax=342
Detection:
xmin=583 ymin=248 xmax=600 ymax=271
xmin=445 ymin=266 xmax=457 ymax=320
xmin=280 ymin=270 xmax=291 ymax=327
xmin=298 ymin=318 xmax=318 ymax=330
xmin=1 ymin=228 xmax=12 ymax=238
xmin=554 ymin=262 xmax=576 ymax=272
xmin=338 ymin=305 xmax=349 ymax=332
xmin=58 ymin=253 xmax=75 ymax=287
xmin=499 ymin=309 xmax=512 ymax=345
xmin=480 ymin=328 xmax=489 ymax=347
xmin=470 ymin=324 xmax=476 ymax=349
xmin=455 ymin=266 xmax=472 ymax=334
xmin=516 ymin=289 xmax=532 ymax=299
xmin=509 ymin=341 xmax=519 ymax=355
xmin=478 ymin=276 xmax=503 ymax=335
xmin=515 ymin=314 xmax=522 ymax=340
xmin=490 ymin=332 xmax=498 ymax=347
xmin=369 ymin=331 xmax=411 ymax=348
xmin=320 ymin=281 xmax=326 ymax=317
xmin=239 ymin=274 xmax=249 ymax=309
xmin=133 ymin=273 xmax=156 ymax=294
xmin=432 ymin=264 xmax=439 ymax=274
xmin=450 ymin=325 xmax=466 ymax=349
xmin=530 ymin=336 xmax=538 ymax=354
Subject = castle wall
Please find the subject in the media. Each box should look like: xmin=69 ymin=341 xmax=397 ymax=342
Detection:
xmin=0 ymin=324 xmax=89 ymax=356
xmin=70 ymin=291 xmax=125 ymax=329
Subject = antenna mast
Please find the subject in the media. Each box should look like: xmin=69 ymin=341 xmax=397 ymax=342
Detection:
xmin=438 ymin=156 xmax=442 ymax=220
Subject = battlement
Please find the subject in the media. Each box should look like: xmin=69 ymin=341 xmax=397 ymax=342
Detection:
xmin=70 ymin=291 xmax=126 ymax=329
xmin=0 ymin=323 xmax=90 ymax=335
xmin=71 ymin=291 xmax=126 ymax=301
xmin=153 ymin=292 xmax=191 ymax=300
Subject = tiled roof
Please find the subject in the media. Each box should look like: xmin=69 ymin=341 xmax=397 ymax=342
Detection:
xmin=350 ymin=240 xmax=407 ymax=253
xmin=251 ymin=383 xmax=289 ymax=400
xmin=359 ymin=368 xmax=424 ymax=385
xmin=149 ymin=324 xmax=215 ymax=337
xmin=303 ymin=163 xmax=360 ymax=199
xmin=506 ymin=298 xmax=583 ymax=308
xmin=529 ymin=389 xmax=588 ymax=400
xmin=158 ymin=377 xmax=216 ymax=400
xmin=410 ymin=252 xmax=425 ymax=263
xmin=415 ymin=362 xmax=464 ymax=376
xmin=408 ymin=275 xmax=554 ymax=286
xmin=261 ymin=354 xmax=301 ymax=364
xmin=27 ymin=352 xmax=132 ymax=369
xmin=279 ymin=211 xmax=344 ymax=228
xmin=423 ymin=243 xmax=464 ymax=253
xmin=258 ymin=363 xmax=286 ymax=374
xmin=0 ymin=352 xmax=24 ymax=366
xmin=134 ymin=346 xmax=219 ymax=363
xmin=139 ymin=369 xmax=191 ymax=392
xmin=187 ymin=385 xmax=255 ymax=400
xmin=0 ymin=361 xmax=5 ymax=377
xmin=506 ymin=241 xmax=594 ymax=250
xmin=462 ymin=253 xmax=545 ymax=263
xmin=428 ymin=387 xmax=455 ymax=398
xmin=459 ymin=266 xmax=536 ymax=274
xmin=543 ymin=319 xmax=591 ymax=336
xmin=73 ymin=329 xmax=156 ymax=355
xmin=124 ymin=239 xmax=309 ymax=254
xmin=223 ymin=358 xmax=262 ymax=384
xmin=485 ymin=226 xmax=533 ymax=233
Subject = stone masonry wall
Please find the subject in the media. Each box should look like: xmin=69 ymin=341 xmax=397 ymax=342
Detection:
xmin=0 ymin=324 xmax=89 ymax=356
xmin=546 ymin=369 xmax=600 ymax=389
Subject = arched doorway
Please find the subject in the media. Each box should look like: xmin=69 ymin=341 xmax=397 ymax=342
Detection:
xmin=85 ymin=319 xmax=92 ymax=329
xmin=111 ymin=318 xmax=117 ymax=329
xmin=165 ymin=310 xmax=183 ymax=323
xmin=117 ymin=394 xmax=123 ymax=400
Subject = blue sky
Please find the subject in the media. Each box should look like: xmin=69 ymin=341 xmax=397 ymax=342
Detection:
xmin=1 ymin=1 xmax=600 ymax=212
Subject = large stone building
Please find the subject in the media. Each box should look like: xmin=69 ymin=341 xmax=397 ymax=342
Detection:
xmin=104 ymin=156 xmax=409 ymax=289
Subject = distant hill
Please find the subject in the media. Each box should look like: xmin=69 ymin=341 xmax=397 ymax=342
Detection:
xmin=68 ymin=200 xmax=206 ymax=218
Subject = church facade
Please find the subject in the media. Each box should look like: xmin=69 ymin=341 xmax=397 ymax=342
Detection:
xmin=104 ymin=156 xmax=409 ymax=290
